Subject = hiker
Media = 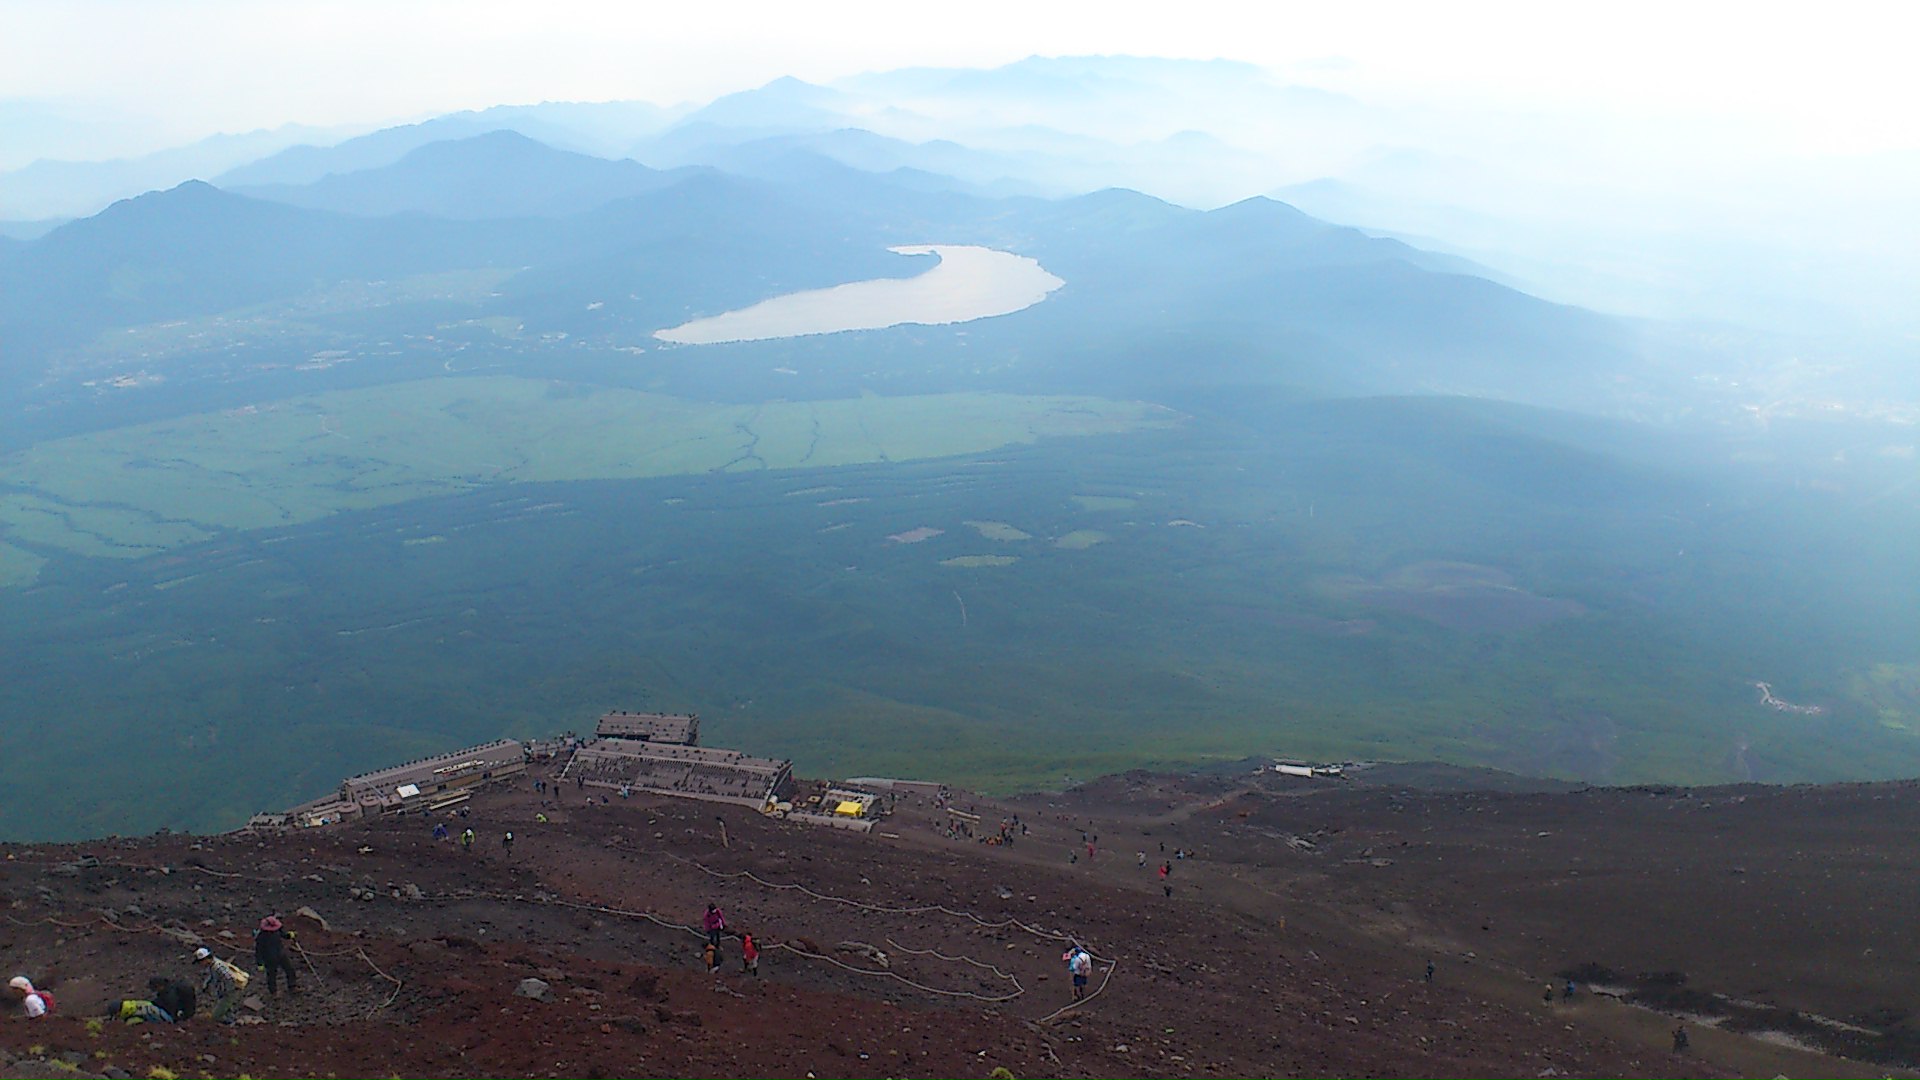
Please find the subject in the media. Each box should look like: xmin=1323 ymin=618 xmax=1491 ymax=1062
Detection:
xmin=1158 ymin=862 xmax=1170 ymax=882
xmin=1542 ymin=983 xmax=1554 ymax=1005
xmin=432 ymin=822 xmax=449 ymax=842
xmin=502 ymin=830 xmax=515 ymax=856
xmin=1425 ymin=961 xmax=1435 ymax=984
xmin=1137 ymin=851 xmax=1146 ymax=868
xmin=703 ymin=903 xmax=726 ymax=947
xmin=1672 ymin=1024 xmax=1689 ymax=1052
xmin=1064 ymin=946 xmax=1093 ymax=1001
xmin=461 ymin=827 xmax=475 ymax=852
xmin=148 ymin=976 xmax=195 ymax=1021
xmin=1563 ymin=978 xmax=1576 ymax=1000
xmin=702 ymin=940 xmax=720 ymax=974
xmin=194 ymin=948 xmax=249 ymax=1022
xmin=741 ymin=933 xmax=760 ymax=977
xmin=113 ymin=998 xmax=174 ymax=1024
xmin=254 ymin=915 xmax=298 ymax=996
xmin=8 ymin=976 xmax=51 ymax=1017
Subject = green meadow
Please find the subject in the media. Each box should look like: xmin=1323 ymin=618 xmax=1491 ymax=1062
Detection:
xmin=0 ymin=376 xmax=1175 ymax=578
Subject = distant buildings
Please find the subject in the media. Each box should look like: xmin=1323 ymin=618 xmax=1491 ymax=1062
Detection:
xmin=266 ymin=738 xmax=528 ymax=828
xmin=565 ymin=739 xmax=795 ymax=810
xmin=595 ymin=710 xmax=700 ymax=745
xmin=258 ymin=708 xmax=887 ymax=832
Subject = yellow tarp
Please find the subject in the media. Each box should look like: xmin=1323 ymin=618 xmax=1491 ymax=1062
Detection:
xmin=833 ymin=800 xmax=865 ymax=816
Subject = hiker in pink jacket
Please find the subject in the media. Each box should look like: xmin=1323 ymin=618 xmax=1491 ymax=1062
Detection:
xmin=703 ymin=903 xmax=726 ymax=948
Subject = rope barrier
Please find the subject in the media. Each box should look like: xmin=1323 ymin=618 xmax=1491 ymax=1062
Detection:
xmin=645 ymin=845 xmax=1102 ymax=954
xmin=411 ymin=888 xmax=1029 ymax=1005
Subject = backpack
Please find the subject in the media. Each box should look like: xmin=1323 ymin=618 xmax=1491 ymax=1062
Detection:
xmin=30 ymin=988 xmax=54 ymax=1014
xmin=209 ymin=957 xmax=251 ymax=990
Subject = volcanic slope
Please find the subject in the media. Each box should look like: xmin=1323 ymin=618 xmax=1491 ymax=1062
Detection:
xmin=0 ymin=765 xmax=1905 ymax=1079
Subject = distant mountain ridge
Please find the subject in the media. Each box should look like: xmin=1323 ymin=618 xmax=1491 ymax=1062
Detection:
xmin=0 ymin=134 xmax=1637 ymax=416
xmin=231 ymin=131 xmax=698 ymax=219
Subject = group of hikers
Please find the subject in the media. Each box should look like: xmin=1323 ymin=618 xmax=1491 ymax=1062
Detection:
xmin=697 ymin=903 xmax=760 ymax=976
xmin=8 ymin=914 xmax=299 ymax=1025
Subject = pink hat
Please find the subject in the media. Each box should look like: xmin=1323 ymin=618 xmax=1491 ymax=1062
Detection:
xmin=259 ymin=916 xmax=283 ymax=932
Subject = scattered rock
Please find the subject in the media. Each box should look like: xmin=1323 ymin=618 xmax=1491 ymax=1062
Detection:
xmin=515 ymin=977 xmax=553 ymax=1001
xmin=159 ymin=926 xmax=204 ymax=947
xmin=401 ymin=882 xmax=425 ymax=901
xmin=295 ymin=905 xmax=330 ymax=931
xmin=611 ymin=1015 xmax=650 ymax=1035
xmin=241 ymin=995 xmax=266 ymax=1012
xmin=835 ymin=940 xmax=891 ymax=968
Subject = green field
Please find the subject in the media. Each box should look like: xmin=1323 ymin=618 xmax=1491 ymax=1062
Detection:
xmin=0 ymin=376 xmax=1176 ymax=580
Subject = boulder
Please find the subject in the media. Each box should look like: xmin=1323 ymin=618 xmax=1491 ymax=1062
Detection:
xmin=159 ymin=926 xmax=204 ymax=947
xmin=515 ymin=977 xmax=552 ymax=1001
xmin=835 ymin=940 xmax=891 ymax=969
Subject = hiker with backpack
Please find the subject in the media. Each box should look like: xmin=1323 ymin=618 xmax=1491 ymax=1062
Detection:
xmin=1064 ymin=946 xmax=1093 ymax=1001
xmin=112 ymin=998 xmax=175 ymax=1024
xmin=194 ymin=947 xmax=250 ymax=1022
xmin=254 ymin=915 xmax=298 ymax=996
xmin=8 ymin=976 xmax=52 ymax=1017
xmin=148 ymin=975 xmax=196 ymax=1021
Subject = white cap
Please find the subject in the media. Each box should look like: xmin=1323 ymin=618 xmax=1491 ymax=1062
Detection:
xmin=193 ymin=947 xmax=211 ymax=960
xmin=8 ymin=976 xmax=32 ymax=992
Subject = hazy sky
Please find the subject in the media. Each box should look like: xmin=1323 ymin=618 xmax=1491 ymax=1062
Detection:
xmin=4 ymin=0 xmax=1915 ymax=160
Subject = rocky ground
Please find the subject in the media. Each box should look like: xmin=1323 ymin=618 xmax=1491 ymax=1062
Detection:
xmin=1 ymin=759 xmax=1914 ymax=1078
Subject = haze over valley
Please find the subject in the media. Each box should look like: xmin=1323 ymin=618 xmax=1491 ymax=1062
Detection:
xmin=10 ymin=13 xmax=1920 ymax=1079
xmin=2 ymin=33 xmax=1917 ymax=845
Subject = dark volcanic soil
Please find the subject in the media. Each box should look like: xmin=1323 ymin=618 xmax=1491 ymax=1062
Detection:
xmin=1 ymin=761 xmax=1911 ymax=1078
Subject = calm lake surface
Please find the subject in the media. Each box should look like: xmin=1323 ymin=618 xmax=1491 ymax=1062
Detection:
xmin=653 ymin=245 xmax=1064 ymax=345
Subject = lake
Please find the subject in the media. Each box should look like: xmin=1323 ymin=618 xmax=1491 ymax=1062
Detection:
xmin=653 ymin=245 xmax=1064 ymax=345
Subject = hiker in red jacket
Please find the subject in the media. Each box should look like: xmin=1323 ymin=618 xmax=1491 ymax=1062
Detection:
xmin=740 ymin=932 xmax=760 ymax=977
